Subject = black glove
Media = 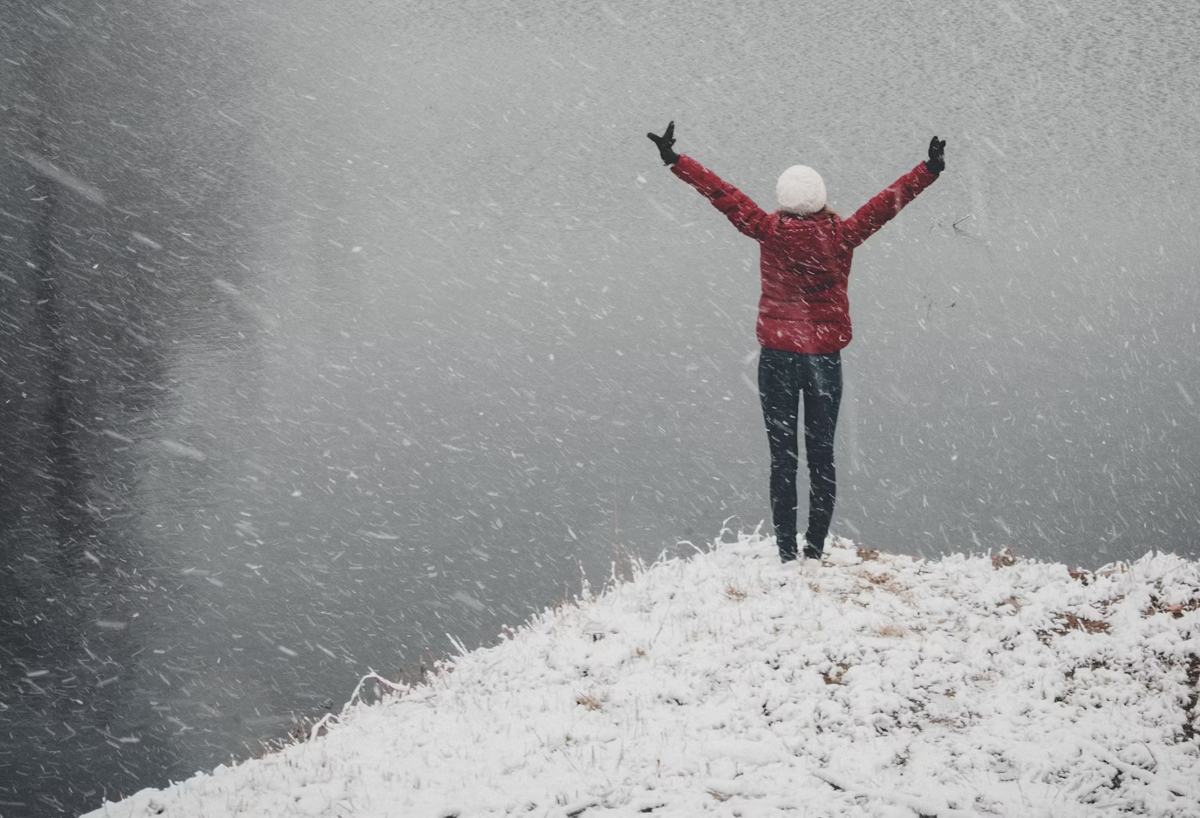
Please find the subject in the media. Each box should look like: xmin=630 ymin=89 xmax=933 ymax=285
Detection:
xmin=647 ymin=121 xmax=680 ymax=166
xmin=926 ymin=136 xmax=946 ymax=175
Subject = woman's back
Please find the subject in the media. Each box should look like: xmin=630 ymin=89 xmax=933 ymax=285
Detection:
xmin=669 ymin=153 xmax=938 ymax=353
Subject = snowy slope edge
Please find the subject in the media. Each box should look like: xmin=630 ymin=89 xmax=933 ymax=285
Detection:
xmin=87 ymin=534 xmax=1200 ymax=818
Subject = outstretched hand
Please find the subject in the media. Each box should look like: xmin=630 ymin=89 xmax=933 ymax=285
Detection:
xmin=647 ymin=121 xmax=680 ymax=166
xmin=926 ymin=136 xmax=947 ymax=174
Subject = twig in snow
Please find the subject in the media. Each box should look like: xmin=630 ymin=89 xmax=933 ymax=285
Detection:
xmin=812 ymin=770 xmax=975 ymax=818
xmin=345 ymin=671 xmax=409 ymax=709
xmin=1079 ymin=738 xmax=1195 ymax=801
xmin=308 ymin=713 xmax=337 ymax=742
xmin=952 ymin=200 xmax=989 ymax=230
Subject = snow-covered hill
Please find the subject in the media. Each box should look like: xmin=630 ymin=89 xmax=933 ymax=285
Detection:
xmin=86 ymin=534 xmax=1200 ymax=817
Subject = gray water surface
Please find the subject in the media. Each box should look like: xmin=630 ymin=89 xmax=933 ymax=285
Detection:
xmin=2 ymin=1 xmax=1198 ymax=814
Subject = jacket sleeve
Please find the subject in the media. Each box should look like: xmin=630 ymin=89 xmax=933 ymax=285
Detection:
xmin=841 ymin=162 xmax=939 ymax=249
xmin=670 ymin=155 xmax=772 ymax=241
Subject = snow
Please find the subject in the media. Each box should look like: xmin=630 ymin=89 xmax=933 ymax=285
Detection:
xmin=84 ymin=533 xmax=1200 ymax=817
xmin=18 ymin=151 xmax=107 ymax=205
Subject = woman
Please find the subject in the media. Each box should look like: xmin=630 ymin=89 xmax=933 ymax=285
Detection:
xmin=647 ymin=122 xmax=945 ymax=563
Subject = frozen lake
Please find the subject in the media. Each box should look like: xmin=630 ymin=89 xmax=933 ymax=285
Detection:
xmin=1 ymin=1 xmax=1197 ymax=813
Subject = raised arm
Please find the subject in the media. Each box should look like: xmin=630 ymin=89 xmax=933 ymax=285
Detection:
xmin=841 ymin=137 xmax=946 ymax=249
xmin=647 ymin=121 xmax=772 ymax=241
xmin=671 ymin=155 xmax=773 ymax=240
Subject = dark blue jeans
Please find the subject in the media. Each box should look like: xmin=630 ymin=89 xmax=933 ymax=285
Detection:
xmin=758 ymin=347 xmax=842 ymax=560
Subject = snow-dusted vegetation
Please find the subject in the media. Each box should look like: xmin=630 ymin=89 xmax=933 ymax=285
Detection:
xmin=89 ymin=534 xmax=1199 ymax=817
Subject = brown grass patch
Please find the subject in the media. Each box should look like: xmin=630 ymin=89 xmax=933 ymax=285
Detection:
xmin=1145 ymin=597 xmax=1200 ymax=618
xmin=822 ymin=662 xmax=850 ymax=686
xmin=576 ymin=693 xmax=606 ymax=711
xmin=991 ymin=547 xmax=1017 ymax=569
xmin=849 ymin=568 xmax=910 ymax=597
xmin=1038 ymin=612 xmax=1111 ymax=642
xmin=724 ymin=585 xmax=748 ymax=602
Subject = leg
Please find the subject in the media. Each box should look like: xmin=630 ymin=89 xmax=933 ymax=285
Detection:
xmin=800 ymin=352 xmax=843 ymax=557
xmin=758 ymin=348 xmax=802 ymax=561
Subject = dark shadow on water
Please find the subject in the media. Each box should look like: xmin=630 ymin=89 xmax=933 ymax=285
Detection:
xmin=0 ymin=9 xmax=263 ymax=815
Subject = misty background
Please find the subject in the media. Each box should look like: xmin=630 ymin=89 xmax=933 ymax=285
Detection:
xmin=1 ymin=0 xmax=1198 ymax=814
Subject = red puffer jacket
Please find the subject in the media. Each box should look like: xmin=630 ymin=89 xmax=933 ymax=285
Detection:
xmin=671 ymin=155 xmax=938 ymax=354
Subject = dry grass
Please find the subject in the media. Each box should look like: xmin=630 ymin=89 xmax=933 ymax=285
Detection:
xmin=1184 ymin=654 xmax=1199 ymax=742
xmin=1038 ymin=612 xmax=1111 ymax=643
xmin=724 ymin=585 xmax=748 ymax=602
xmin=821 ymin=662 xmax=851 ymax=686
xmin=576 ymin=693 xmax=606 ymax=711
xmin=991 ymin=547 xmax=1017 ymax=569
xmin=868 ymin=572 xmax=912 ymax=596
xmin=1055 ymin=612 xmax=1111 ymax=635
xmin=1145 ymin=597 xmax=1200 ymax=618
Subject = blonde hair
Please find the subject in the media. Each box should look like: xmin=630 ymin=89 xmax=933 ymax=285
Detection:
xmin=782 ymin=205 xmax=839 ymax=219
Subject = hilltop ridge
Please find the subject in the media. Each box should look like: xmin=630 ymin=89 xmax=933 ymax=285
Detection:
xmin=86 ymin=534 xmax=1200 ymax=818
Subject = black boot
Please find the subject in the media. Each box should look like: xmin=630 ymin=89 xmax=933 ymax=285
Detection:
xmin=778 ymin=534 xmax=798 ymax=563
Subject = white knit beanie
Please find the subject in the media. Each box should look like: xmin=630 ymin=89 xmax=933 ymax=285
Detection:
xmin=776 ymin=165 xmax=827 ymax=215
